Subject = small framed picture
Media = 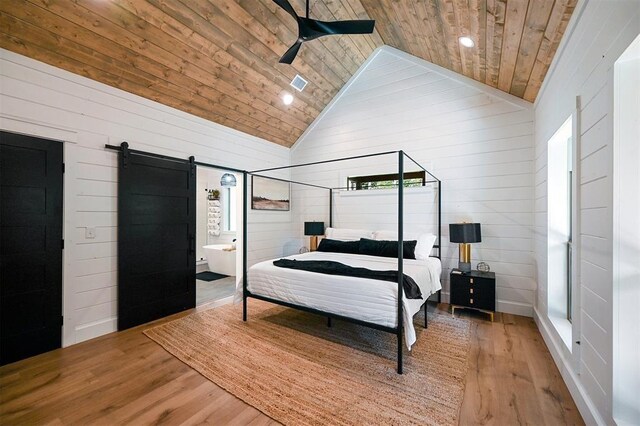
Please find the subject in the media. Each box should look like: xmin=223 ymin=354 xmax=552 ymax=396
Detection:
xmin=251 ymin=176 xmax=290 ymax=211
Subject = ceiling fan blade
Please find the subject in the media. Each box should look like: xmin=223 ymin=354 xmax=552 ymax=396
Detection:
xmin=279 ymin=41 xmax=303 ymax=64
xmin=272 ymin=0 xmax=298 ymax=20
xmin=312 ymin=19 xmax=375 ymax=35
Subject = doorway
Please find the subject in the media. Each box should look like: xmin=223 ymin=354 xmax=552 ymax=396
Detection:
xmin=0 ymin=131 xmax=63 ymax=365
xmin=195 ymin=167 xmax=239 ymax=306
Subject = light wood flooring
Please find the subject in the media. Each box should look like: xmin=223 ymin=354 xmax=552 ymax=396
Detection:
xmin=0 ymin=303 xmax=583 ymax=425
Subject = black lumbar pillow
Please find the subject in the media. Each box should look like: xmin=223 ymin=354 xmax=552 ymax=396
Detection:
xmin=316 ymin=238 xmax=361 ymax=254
xmin=359 ymin=238 xmax=417 ymax=259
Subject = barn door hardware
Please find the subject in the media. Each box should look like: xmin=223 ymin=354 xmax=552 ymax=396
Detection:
xmin=121 ymin=142 xmax=130 ymax=168
xmin=189 ymin=156 xmax=195 ymax=178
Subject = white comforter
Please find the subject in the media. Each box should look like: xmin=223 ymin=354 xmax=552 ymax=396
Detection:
xmin=242 ymin=251 xmax=442 ymax=349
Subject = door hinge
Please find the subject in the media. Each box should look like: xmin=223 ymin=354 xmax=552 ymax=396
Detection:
xmin=61 ymin=239 xmax=65 ymax=250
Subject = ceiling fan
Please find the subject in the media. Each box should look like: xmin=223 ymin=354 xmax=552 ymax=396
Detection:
xmin=273 ymin=0 xmax=375 ymax=64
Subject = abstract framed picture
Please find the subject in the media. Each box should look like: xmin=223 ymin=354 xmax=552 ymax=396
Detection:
xmin=251 ymin=176 xmax=290 ymax=211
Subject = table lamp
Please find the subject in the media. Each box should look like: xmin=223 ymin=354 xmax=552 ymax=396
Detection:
xmin=304 ymin=221 xmax=324 ymax=251
xmin=449 ymin=223 xmax=481 ymax=272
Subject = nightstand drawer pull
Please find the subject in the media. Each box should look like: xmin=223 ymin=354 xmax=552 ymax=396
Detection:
xmin=470 ymin=288 xmax=474 ymax=294
xmin=470 ymin=278 xmax=474 ymax=284
xmin=470 ymin=298 xmax=474 ymax=304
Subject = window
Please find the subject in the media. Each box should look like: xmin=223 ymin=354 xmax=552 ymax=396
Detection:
xmin=547 ymin=115 xmax=574 ymax=349
xmin=224 ymin=186 xmax=237 ymax=232
xmin=348 ymin=171 xmax=426 ymax=190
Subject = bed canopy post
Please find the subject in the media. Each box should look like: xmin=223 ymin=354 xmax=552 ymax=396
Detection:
xmin=397 ymin=151 xmax=404 ymax=374
xmin=242 ymin=171 xmax=248 ymax=322
xmin=329 ymin=188 xmax=333 ymax=227
xmin=437 ymin=181 xmax=442 ymax=260
xmin=437 ymin=180 xmax=442 ymax=303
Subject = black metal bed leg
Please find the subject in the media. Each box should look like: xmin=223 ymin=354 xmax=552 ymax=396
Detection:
xmin=327 ymin=317 xmax=332 ymax=327
xmin=424 ymin=302 xmax=428 ymax=329
xmin=397 ymin=331 xmax=403 ymax=374
xmin=438 ymin=289 xmax=442 ymax=303
xmin=243 ymin=295 xmax=247 ymax=322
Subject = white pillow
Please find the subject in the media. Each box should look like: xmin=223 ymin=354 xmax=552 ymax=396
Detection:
xmin=325 ymin=227 xmax=374 ymax=241
xmin=373 ymin=230 xmax=437 ymax=260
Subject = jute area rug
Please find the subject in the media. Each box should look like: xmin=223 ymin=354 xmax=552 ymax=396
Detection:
xmin=144 ymin=300 xmax=471 ymax=426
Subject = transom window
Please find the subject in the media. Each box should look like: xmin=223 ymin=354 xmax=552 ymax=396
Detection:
xmin=347 ymin=171 xmax=426 ymax=190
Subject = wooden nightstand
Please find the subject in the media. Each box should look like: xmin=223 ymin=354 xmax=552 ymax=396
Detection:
xmin=450 ymin=270 xmax=496 ymax=321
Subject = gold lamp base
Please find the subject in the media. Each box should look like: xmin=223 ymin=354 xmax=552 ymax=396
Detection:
xmin=458 ymin=243 xmax=471 ymax=272
xmin=309 ymin=236 xmax=319 ymax=251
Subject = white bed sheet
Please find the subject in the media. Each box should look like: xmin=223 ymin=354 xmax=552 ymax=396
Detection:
xmin=243 ymin=251 xmax=442 ymax=349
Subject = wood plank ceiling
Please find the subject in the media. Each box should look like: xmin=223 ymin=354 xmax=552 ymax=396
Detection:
xmin=360 ymin=0 xmax=577 ymax=102
xmin=0 ymin=1 xmax=576 ymax=147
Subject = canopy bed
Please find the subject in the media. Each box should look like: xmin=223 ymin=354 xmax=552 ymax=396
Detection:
xmin=242 ymin=151 xmax=442 ymax=374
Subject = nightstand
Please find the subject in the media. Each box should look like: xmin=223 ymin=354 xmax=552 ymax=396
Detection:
xmin=450 ymin=270 xmax=496 ymax=321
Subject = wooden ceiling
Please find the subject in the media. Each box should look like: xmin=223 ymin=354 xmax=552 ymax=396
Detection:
xmin=360 ymin=0 xmax=577 ymax=102
xmin=0 ymin=1 xmax=575 ymax=147
xmin=0 ymin=0 xmax=382 ymax=147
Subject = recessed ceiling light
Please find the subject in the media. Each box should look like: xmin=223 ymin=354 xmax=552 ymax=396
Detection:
xmin=282 ymin=92 xmax=294 ymax=105
xmin=459 ymin=36 xmax=475 ymax=48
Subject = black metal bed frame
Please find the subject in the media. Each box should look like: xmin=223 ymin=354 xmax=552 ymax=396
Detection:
xmin=243 ymin=150 xmax=441 ymax=374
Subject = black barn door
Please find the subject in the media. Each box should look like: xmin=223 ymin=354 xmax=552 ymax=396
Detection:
xmin=0 ymin=131 xmax=63 ymax=365
xmin=118 ymin=145 xmax=196 ymax=330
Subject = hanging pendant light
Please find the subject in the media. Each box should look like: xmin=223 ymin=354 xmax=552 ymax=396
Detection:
xmin=220 ymin=173 xmax=237 ymax=187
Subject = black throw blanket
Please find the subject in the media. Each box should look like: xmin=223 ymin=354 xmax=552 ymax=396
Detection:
xmin=272 ymin=259 xmax=423 ymax=299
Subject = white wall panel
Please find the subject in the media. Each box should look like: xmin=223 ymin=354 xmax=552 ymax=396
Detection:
xmin=0 ymin=48 xmax=293 ymax=346
xmin=291 ymin=46 xmax=535 ymax=316
xmin=533 ymin=1 xmax=640 ymax=423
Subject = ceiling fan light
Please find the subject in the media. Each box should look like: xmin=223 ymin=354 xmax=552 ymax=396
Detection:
xmin=459 ymin=36 xmax=475 ymax=47
xmin=282 ymin=92 xmax=294 ymax=105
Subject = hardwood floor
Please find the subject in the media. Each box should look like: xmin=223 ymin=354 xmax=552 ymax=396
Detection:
xmin=0 ymin=303 xmax=583 ymax=425
xmin=457 ymin=307 xmax=583 ymax=425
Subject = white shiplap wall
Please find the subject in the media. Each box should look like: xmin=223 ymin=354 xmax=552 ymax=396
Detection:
xmin=0 ymin=49 xmax=294 ymax=346
xmin=290 ymin=46 xmax=535 ymax=316
xmin=533 ymin=1 xmax=640 ymax=424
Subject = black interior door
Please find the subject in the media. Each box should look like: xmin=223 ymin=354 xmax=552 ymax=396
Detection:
xmin=118 ymin=146 xmax=196 ymax=330
xmin=0 ymin=131 xmax=63 ymax=365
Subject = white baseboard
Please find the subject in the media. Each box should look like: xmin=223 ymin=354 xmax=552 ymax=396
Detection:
xmin=534 ymin=307 xmax=606 ymax=425
xmin=74 ymin=317 xmax=117 ymax=344
xmin=497 ymin=300 xmax=533 ymax=317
